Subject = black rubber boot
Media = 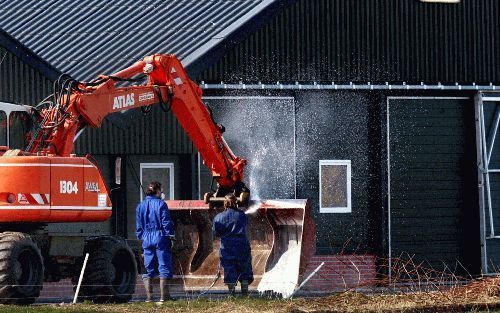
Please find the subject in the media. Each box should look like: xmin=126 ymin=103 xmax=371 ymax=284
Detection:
xmin=142 ymin=277 xmax=153 ymax=302
xmin=241 ymin=280 xmax=249 ymax=297
xmin=227 ymin=283 xmax=236 ymax=297
xmin=156 ymin=278 xmax=174 ymax=304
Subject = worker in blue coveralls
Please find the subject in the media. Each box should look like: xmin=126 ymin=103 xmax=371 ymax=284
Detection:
xmin=136 ymin=181 xmax=175 ymax=303
xmin=212 ymin=193 xmax=254 ymax=296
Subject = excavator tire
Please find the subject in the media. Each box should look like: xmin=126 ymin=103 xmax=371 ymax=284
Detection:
xmin=76 ymin=236 xmax=136 ymax=303
xmin=0 ymin=232 xmax=44 ymax=305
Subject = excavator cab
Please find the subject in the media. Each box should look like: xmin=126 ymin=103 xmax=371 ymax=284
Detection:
xmin=0 ymin=102 xmax=32 ymax=153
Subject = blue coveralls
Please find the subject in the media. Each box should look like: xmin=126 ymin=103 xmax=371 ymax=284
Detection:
xmin=136 ymin=196 xmax=175 ymax=279
xmin=212 ymin=207 xmax=254 ymax=284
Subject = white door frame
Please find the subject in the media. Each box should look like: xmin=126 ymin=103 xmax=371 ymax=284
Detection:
xmin=198 ymin=96 xmax=296 ymax=199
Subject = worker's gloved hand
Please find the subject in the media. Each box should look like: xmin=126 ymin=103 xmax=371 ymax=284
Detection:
xmin=169 ymin=235 xmax=176 ymax=249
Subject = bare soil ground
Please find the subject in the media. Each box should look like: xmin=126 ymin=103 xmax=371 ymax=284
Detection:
xmin=0 ymin=277 xmax=498 ymax=313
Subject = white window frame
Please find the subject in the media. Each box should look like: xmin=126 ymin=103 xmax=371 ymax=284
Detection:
xmin=319 ymin=160 xmax=352 ymax=213
xmin=139 ymin=163 xmax=175 ymax=201
xmin=0 ymin=102 xmax=31 ymax=147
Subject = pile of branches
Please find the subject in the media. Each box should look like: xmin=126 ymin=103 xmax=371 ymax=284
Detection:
xmin=290 ymin=276 xmax=499 ymax=312
xmin=290 ymin=248 xmax=500 ymax=312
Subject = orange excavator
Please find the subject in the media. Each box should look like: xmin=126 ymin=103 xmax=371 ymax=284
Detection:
xmin=0 ymin=54 xmax=315 ymax=303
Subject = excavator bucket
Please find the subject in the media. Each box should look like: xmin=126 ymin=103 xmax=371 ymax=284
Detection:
xmin=166 ymin=199 xmax=316 ymax=298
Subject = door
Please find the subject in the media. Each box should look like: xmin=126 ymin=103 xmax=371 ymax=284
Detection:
xmin=387 ymin=97 xmax=480 ymax=275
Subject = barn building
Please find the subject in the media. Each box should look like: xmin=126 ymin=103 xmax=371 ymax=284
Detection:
xmin=1 ymin=0 xmax=499 ymax=293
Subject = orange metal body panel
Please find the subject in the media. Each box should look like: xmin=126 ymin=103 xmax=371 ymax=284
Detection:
xmin=0 ymin=156 xmax=111 ymax=223
xmin=50 ymin=157 xmax=84 ymax=206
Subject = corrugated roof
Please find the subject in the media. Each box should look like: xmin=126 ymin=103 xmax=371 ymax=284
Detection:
xmin=0 ymin=0 xmax=285 ymax=81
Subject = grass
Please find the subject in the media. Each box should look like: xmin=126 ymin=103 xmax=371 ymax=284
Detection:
xmin=0 ymin=295 xmax=496 ymax=313
xmin=0 ymin=298 xmax=280 ymax=313
xmin=0 ymin=277 xmax=498 ymax=313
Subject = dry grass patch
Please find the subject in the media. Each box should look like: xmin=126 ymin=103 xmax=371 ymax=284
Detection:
xmin=0 ymin=277 xmax=497 ymax=313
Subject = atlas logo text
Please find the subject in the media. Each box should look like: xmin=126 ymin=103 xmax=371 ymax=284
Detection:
xmin=113 ymin=93 xmax=135 ymax=110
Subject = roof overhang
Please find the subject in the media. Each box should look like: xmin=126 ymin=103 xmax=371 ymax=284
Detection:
xmin=0 ymin=29 xmax=61 ymax=81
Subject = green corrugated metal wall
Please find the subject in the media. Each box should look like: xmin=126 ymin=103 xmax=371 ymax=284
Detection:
xmin=0 ymin=46 xmax=52 ymax=105
xmin=74 ymin=106 xmax=193 ymax=155
xmin=199 ymin=0 xmax=500 ymax=83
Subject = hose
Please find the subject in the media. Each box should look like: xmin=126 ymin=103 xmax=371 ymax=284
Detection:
xmin=27 ymin=74 xmax=82 ymax=151
xmin=197 ymin=262 xmax=221 ymax=298
xmin=140 ymin=105 xmax=153 ymax=115
xmin=28 ymin=71 xmax=148 ymax=152
xmin=157 ymin=86 xmax=173 ymax=113
xmin=127 ymin=158 xmax=146 ymax=197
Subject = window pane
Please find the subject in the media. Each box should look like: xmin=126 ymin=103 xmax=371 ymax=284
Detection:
xmin=9 ymin=111 xmax=31 ymax=149
xmin=321 ymin=164 xmax=348 ymax=208
xmin=0 ymin=111 xmax=6 ymax=146
xmin=142 ymin=167 xmax=172 ymax=200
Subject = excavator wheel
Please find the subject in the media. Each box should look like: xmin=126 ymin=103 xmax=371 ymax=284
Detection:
xmin=0 ymin=232 xmax=44 ymax=305
xmin=75 ymin=236 xmax=137 ymax=303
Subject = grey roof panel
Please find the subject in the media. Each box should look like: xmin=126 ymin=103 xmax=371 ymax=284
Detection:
xmin=0 ymin=0 xmax=281 ymax=80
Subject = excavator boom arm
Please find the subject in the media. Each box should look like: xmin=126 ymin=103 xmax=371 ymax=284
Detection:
xmin=27 ymin=54 xmax=247 ymax=193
